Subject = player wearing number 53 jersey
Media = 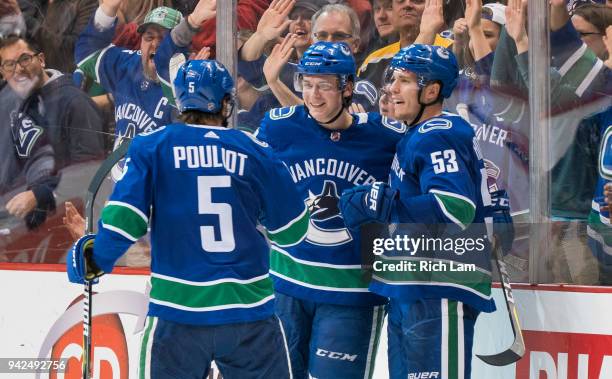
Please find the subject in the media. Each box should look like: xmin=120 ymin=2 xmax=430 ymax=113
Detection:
xmin=255 ymin=41 xmax=405 ymax=379
xmin=340 ymin=45 xmax=496 ymax=379
xmin=67 ymin=60 xmax=308 ymax=379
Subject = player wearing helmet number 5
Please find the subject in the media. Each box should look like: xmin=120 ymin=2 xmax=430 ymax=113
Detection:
xmin=339 ymin=45 xmax=498 ymax=379
xmin=66 ymin=60 xmax=309 ymax=379
xmin=255 ymin=41 xmax=405 ymax=379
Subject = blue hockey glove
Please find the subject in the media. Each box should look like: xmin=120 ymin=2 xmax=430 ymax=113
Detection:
xmin=66 ymin=234 xmax=103 ymax=284
xmin=489 ymin=189 xmax=515 ymax=255
xmin=339 ymin=182 xmax=397 ymax=230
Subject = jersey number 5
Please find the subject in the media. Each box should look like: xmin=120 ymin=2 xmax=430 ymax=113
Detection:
xmin=431 ymin=149 xmax=459 ymax=174
xmin=198 ymin=175 xmax=236 ymax=252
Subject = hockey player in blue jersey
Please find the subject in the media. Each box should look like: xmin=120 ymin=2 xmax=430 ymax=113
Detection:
xmin=340 ymin=44 xmax=498 ymax=379
xmin=66 ymin=59 xmax=309 ymax=379
xmin=255 ymin=41 xmax=405 ymax=379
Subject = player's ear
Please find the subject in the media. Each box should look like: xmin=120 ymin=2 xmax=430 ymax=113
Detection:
xmin=423 ymin=82 xmax=441 ymax=103
xmin=343 ymin=80 xmax=354 ymax=99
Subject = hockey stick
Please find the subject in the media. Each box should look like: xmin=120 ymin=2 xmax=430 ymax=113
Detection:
xmin=476 ymin=240 xmax=525 ymax=366
xmin=81 ymin=139 xmax=131 ymax=379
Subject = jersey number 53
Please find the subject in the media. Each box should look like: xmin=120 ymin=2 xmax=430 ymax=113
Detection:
xmin=431 ymin=149 xmax=459 ymax=174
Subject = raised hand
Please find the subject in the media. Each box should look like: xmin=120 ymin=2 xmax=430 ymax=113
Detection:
xmin=189 ymin=0 xmax=217 ymax=27
xmin=419 ymin=0 xmax=445 ymax=38
xmin=190 ymin=46 xmax=211 ymax=60
xmin=257 ymin=0 xmax=295 ymax=42
xmin=465 ymin=0 xmax=482 ymax=30
xmin=263 ymin=33 xmax=297 ymax=84
xmin=453 ymin=18 xmax=469 ymax=45
xmin=505 ymin=0 xmax=528 ymax=49
xmin=63 ymin=201 xmax=85 ymax=241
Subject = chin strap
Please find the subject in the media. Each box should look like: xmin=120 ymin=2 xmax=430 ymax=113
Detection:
xmin=406 ymin=87 xmax=441 ymax=127
xmin=304 ymin=103 xmax=347 ymax=126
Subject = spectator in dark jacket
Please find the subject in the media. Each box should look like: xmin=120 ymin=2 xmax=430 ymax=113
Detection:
xmin=1 ymin=36 xmax=104 ymax=171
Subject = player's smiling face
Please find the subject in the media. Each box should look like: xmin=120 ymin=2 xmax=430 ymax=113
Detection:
xmin=140 ymin=25 xmax=168 ymax=81
xmin=302 ymin=75 xmax=344 ymax=122
xmin=388 ymin=69 xmax=421 ymax=121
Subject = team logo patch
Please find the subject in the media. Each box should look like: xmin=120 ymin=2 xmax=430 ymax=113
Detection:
xmin=10 ymin=111 xmax=44 ymax=158
xmin=435 ymin=47 xmax=450 ymax=60
xmin=330 ymin=131 xmax=341 ymax=141
xmin=305 ymin=180 xmax=352 ymax=246
xmin=599 ymin=125 xmax=612 ymax=179
xmin=339 ymin=44 xmax=351 ymax=56
xmin=418 ymin=118 xmax=452 ymax=133
xmin=269 ymin=106 xmax=296 ymax=120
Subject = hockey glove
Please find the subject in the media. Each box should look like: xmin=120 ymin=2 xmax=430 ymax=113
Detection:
xmin=339 ymin=182 xmax=397 ymax=230
xmin=66 ymin=234 xmax=104 ymax=284
xmin=489 ymin=189 xmax=515 ymax=255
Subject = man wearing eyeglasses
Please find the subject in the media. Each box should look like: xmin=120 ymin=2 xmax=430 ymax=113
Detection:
xmin=0 ymin=35 xmax=104 ymax=228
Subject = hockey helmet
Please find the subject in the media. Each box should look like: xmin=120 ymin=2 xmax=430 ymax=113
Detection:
xmin=386 ymin=44 xmax=458 ymax=99
xmin=173 ymin=59 xmax=235 ymax=113
xmin=294 ymin=41 xmax=356 ymax=92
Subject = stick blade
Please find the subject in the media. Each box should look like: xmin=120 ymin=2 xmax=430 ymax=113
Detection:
xmin=477 ymin=349 xmax=523 ymax=366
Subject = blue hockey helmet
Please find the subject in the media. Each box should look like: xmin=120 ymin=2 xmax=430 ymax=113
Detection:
xmin=387 ymin=44 xmax=458 ymax=99
xmin=294 ymin=41 xmax=356 ymax=91
xmin=173 ymin=59 xmax=235 ymax=113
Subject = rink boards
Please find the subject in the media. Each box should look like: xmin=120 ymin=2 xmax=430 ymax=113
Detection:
xmin=1 ymin=265 xmax=611 ymax=379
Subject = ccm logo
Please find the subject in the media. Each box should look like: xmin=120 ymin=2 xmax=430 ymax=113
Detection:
xmin=368 ymin=183 xmax=381 ymax=211
xmin=315 ymin=349 xmax=358 ymax=362
xmin=408 ymin=372 xmax=440 ymax=379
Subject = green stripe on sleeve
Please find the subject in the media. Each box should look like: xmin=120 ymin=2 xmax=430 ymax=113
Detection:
xmin=431 ymin=190 xmax=476 ymax=229
xmin=101 ymin=202 xmax=148 ymax=241
xmin=267 ymin=207 xmax=309 ymax=247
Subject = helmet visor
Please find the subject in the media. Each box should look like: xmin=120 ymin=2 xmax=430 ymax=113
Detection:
xmin=293 ymin=73 xmax=343 ymax=93
xmin=383 ymin=66 xmax=420 ymax=91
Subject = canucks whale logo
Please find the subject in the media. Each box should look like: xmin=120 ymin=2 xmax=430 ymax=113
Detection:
xmin=305 ymin=180 xmax=352 ymax=246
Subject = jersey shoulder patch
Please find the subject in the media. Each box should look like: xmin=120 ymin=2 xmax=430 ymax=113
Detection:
xmin=241 ymin=129 xmax=269 ymax=148
xmin=353 ymin=80 xmax=378 ymax=106
xmin=418 ymin=117 xmax=453 ymax=134
xmin=268 ymin=106 xmax=298 ymax=120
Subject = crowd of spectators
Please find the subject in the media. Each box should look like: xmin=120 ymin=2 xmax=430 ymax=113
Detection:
xmin=0 ymin=0 xmax=610 ymax=284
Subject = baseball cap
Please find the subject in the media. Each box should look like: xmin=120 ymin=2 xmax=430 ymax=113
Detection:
xmin=482 ymin=3 xmax=506 ymax=26
xmin=137 ymin=7 xmax=182 ymax=34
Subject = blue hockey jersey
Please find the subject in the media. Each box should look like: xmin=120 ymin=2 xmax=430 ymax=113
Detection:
xmin=256 ymin=106 xmax=405 ymax=306
xmin=369 ymin=112 xmax=497 ymax=313
xmin=587 ymin=108 xmax=612 ymax=266
xmin=75 ymin=14 xmax=183 ymax=180
xmin=91 ymin=124 xmax=309 ymax=325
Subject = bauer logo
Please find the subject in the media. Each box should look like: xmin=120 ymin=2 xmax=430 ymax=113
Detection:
xmin=515 ymin=330 xmax=612 ymax=379
xmin=36 ymin=291 xmax=148 ymax=379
